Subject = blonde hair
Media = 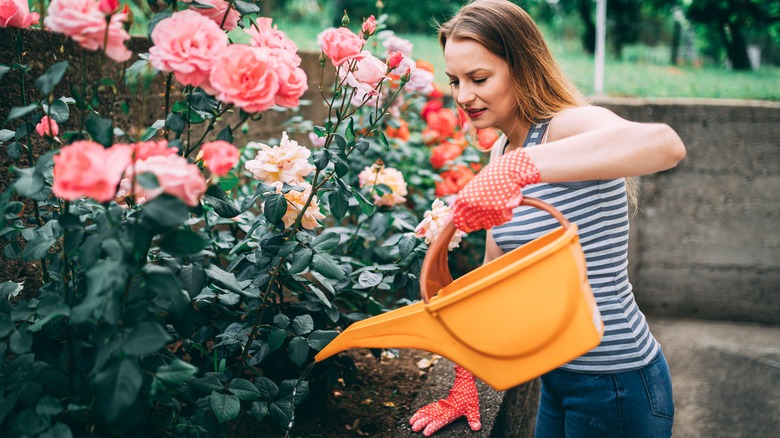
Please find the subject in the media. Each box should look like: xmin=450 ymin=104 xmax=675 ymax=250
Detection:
xmin=438 ymin=0 xmax=637 ymax=211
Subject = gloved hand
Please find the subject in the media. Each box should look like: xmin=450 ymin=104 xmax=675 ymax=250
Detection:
xmin=409 ymin=365 xmax=481 ymax=436
xmin=451 ymin=147 xmax=540 ymax=232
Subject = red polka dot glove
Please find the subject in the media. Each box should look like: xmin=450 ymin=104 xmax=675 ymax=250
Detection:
xmin=409 ymin=365 xmax=481 ymax=436
xmin=451 ymin=147 xmax=541 ymax=232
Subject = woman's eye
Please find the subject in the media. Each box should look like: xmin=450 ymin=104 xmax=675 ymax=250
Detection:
xmin=448 ymin=79 xmax=459 ymax=86
xmin=473 ymin=78 xmax=486 ymax=84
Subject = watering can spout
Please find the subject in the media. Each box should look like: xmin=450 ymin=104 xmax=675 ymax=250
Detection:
xmin=314 ymin=198 xmax=604 ymax=391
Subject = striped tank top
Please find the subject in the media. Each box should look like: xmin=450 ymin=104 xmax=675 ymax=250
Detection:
xmin=489 ymin=121 xmax=660 ymax=373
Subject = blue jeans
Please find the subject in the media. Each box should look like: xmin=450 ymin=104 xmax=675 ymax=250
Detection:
xmin=534 ymin=352 xmax=674 ymax=438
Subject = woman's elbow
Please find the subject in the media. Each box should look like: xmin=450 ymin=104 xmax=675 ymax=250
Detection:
xmin=654 ymin=123 xmax=686 ymax=168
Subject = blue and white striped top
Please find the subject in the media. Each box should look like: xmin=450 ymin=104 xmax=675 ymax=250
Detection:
xmin=489 ymin=122 xmax=660 ymax=373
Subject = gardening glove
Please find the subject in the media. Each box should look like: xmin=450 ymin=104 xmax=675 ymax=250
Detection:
xmin=451 ymin=147 xmax=540 ymax=232
xmin=409 ymin=365 xmax=481 ymax=436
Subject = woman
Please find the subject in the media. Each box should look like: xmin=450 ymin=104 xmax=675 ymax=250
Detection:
xmin=408 ymin=0 xmax=686 ymax=437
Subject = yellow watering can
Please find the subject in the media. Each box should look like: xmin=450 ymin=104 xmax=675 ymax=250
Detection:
xmin=314 ymin=198 xmax=604 ymax=391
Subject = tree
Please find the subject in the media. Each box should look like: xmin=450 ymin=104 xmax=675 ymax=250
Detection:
xmin=555 ymin=0 xmax=642 ymax=58
xmin=685 ymin=0 xmax=780 ymax=70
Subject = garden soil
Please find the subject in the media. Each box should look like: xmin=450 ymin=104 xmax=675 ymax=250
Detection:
xmin=237 ymin=348 xmax=437 ymax=438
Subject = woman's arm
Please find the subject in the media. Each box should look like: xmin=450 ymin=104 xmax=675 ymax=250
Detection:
xmin=524 ymin=106 xmax=686 ymax=183
xmin=484 ymin=230 xmax=504 ymax=265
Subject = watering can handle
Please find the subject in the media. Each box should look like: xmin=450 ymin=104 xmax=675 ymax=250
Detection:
xmin=420 ymin=197 xmax=572 ymax=304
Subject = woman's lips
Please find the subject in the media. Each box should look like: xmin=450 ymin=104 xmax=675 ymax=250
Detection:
xmin=465 ymin=108 xmax=486 ymax=118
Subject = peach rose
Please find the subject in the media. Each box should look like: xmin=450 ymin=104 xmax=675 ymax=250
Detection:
xmin=435 ymin=164 xmax=475 ymax=197
xmin=274 ymin=57 xmax=308 ymax=108
xmin=180 ymin=0 xmax=239 ymax=31
xmin=320 ymin=27 xmax=367 ymax=66
xmin=131 ymin=140 xmax=178 ymax=160
xmin=199 ymin=140 xmax=239 ymax=176
xmin=149 ymin=10 xmax=228 ymax=90
xmin=127 ymin=155 xmax=207 ymax=207
xmin=266 ymin=181 xmax=325 ymax=230
xmin=44 ymin=0 xmax=131 ymax=62
xmin=426 ymin=107 xmax=458 ymax=138
xmin=0 ymin=0 xmax=40 ymax=28
xmin=245 ymin=132 xmax=315 ymax=184
xmin=385 ymin=120 xmax=410 ymax=142
xmin=209 ymin=44 xmax=280 ymax=113
xmin=476 ymin=128 xmax=500 ymax=152
xmin=53 ymin=141 xmax=133 ymax=202
xmin=358 ymin=163 xmax=407 ymax=207
xmin=35 ymin=116 xmax=59 ymax=137
xmin=415 ymin=199 xmax=465 ymax=250
xmin=247 ymin=17 xmax=300 ymax=64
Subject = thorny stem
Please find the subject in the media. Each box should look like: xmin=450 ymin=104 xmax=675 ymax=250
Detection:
xmin=164 ymin=73 xmax=173 ymax=140
xmin=219 ymin=0 xmax=237 ymax=30
xmin=15 ymin=29 xmax=49 ymax=282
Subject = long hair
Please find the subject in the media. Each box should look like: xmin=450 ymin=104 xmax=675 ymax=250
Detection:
xmin=438 ymin=0 xmax=637 ymax=212
xmin=438 ymin=0 xmax=587 ymax=124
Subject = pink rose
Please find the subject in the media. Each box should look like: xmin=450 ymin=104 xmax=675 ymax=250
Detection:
xmin=274 ymin=58 xmax=308 ymax=108
xmin=149 ymin=10 xmax=228 ymax=90
xmin=199 ymin=140 xmax=239 ymax=176
xmin=320 ymin=27 xmax=367 ymax=66
xmin=53 ymin=141 xmax=133 ymax=202
xmin=0 ymin=0 xmax=40 ymax=28
xmin=180 ymin=0 xmax=239 ymax=31
xmin=361 ymin=15 xmax=376 ymax=37
xmin=97 ymin=0 xmax=117 ymax=15
xmin=351 ymin=53 xmax=387 ymax=87
xmin=387 ymin=51 xmax=403 ymax=70
xmin=382 ymin=35 xmax=413 ymax=57
xmin=247 ymin=17 xmax=301 ymax=64
xmin=209 ymin=44 xmax=280 ymax=113
xmin=44 ymin=0 xmax=132 ymax=62
xmin=114 ymin=140 xmax=178 ymax=161
xmin=35 ymin=116 xmax=59 ymax=137
xmin=128 ymin=155 xmax=207 ymax=207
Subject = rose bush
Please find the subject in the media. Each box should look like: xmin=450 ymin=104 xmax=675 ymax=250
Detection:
xmin=0 ymin=3 xmax=497 ymax=436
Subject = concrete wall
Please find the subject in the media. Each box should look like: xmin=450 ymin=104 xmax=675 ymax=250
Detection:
xmin=595 ymin=98 xmax=780 ymax=324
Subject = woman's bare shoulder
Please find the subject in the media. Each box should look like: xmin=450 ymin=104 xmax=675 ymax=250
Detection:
xmin=547 ymin=106 xmax=627 ymax=142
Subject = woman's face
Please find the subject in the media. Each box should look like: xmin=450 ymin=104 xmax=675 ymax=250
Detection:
xmin=444 ymin=38 xmax=520 ymax=133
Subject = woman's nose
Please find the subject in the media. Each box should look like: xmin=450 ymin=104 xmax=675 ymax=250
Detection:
xmin=456 ymin=84 xmax=474 ymax=106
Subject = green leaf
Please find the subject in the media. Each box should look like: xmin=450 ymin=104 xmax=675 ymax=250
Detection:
xmin=6 ymin=142 xmax=21 ymax=160
xmin=235 ymin=0 xmax=261 ymax=14
xmin=36 ymin=396 xmax=63 ymax=417
xmin=291 ymin=314 xmax=314 ymax=336
xmin=279 ymin=379 xmax=309 ymax=405
xmin=328 ymin=189 xmax=349 ymax=220
xmin=204 ymin=184 xmax=240 ymax=218
xmin=307 ymin=330 xmax=339 ymax=351
xmin=0 ymin=129 xmax=14 ymax=142
xmin=358 ymin=271 xmax=383 ymax=288
xmin=11 ymin=167 xmax=43 ymax=197
xmin=311 ymin=231 xmax=340 ymax=251
xmin=156 ymin=360 xmax=197 ymax=385
xmin=312 ymin=253 xmax=344 ymax=280
xmin=20 ymin=235 xmax=56 ymax=261
xmin=35 ymin=61 xmax=69 ymax=96
xmin=143 ymin=264 xmax=189 ymax=316
xmin=227 ymin=378 xmax=262 ymax=401
xmin=136 ymin=172 xmax=159 ymax=189
xmin=250 ymin=401 xmax=269 ymax=422
xmin=287 ymin=248 xmax=312 ymax=274
xmin=218 ymin=172 xmax=239 ymax=191
xmin=15 ymin=407 xmax=48 ymax=435
xmin=6 ymin=103 xmax=38 ymax=122
xmin=312 ymin=150 xmax=328 ymax=171
xmin=122 ymin=320 xmax=172 ymax=356
xmin=159 ymin=229 xmax=209 ymax=255
xmin=355 ymin=139 xmax=370 ymax=154
xmin=263 ymin=192 xmax=287 ymax=224
xmin=49 ymin=98 xmax=70 ymax=124
xmin=268 ymin=400 xmax=292 ymax=428
xmin=192 ymin=374 xmax=226 ymax=393
xmin=0 ymin=65 xmax=9 ymax=82
xmin=352 ymin=187 xmax=375 ymax=216
xmin=253 ymin=377 xmax=279 ymax=400
xmin=142 ymin=194 xmax=189 ymax=229
xmin=165 ymin=112 xmax=185 ymax=134
xmin=288 ymin=337 xmax=309 ymax=367
xmin=345 ymin=118 xmax=356 ymax=141
xmin=85 ymin=113 xmax=113 ymax=147
xmin=10 ymin=325 xmax=32 ymax=354
xmin=39 ymin=422 xmax=72 ymax=438
xmin=215 ymin=126 xmax=234 ymax=143
xmin=204 ymin=264 xmax=243 ymax=294
xmin=92 ymin=357 xmax=143 ymax=423
xmin=399 ymin=234 xmax=416 ymax=259
xmin=268 ymin=328 xmax=285 ymax=351
xmin=333 ymin=133 xmax=347 ymax=151
xmin=209 ymin=392 xmax=240 ymax=424
xmin=146 ymin=10 xmax=173 ymax=40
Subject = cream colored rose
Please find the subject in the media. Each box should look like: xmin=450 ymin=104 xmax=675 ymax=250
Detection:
xmin=358 ymin=164 xmax=407 ymax=207
xmin=245 ymin=132 xmax=316 ymax=184
xmin=266 ymin=181 xmax=326 ymax=230
xmin=415 ymin=199 xmax=466 ymax=250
